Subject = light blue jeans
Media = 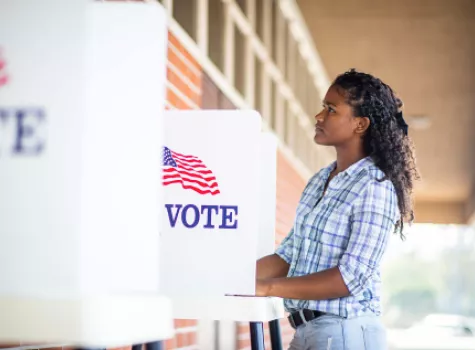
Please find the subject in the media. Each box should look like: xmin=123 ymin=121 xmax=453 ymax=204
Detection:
xmin=288 ymin=314 xmax=387 ymax=350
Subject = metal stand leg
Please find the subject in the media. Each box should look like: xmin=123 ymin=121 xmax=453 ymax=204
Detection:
xmin=249 ymin=322 xmax=265 ymax=350
xmin=269 ymin=319 xmax=283 ymax=350
xmin=145 ymin=341 xmax=164 ymax=350
xmin=130 ymin=341 xmax=163 ymax=350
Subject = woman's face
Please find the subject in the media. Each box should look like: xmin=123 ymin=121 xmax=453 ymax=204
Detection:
xmin=314 ymin=85 xmax=366 ymax=147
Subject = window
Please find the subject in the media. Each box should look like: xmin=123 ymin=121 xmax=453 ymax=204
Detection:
xmin=208 ymin=0 xmax=225 ymax=71
xmin=255 ymin=0 xmax=265 ymax=41
xmin=236 ymin=0 xmax=246 ymax=13
xmin=270 ymin=0 xmax=278 ymax=62
xmin=255 ymin=56 xmax=263 ymax=112
xmin=234 ymin=26 xmax=246 ymax=96
xmin=270 ymin=79 xmax=277 ymax=130
xmin=173 ymin=0 xmax=198 ymax=41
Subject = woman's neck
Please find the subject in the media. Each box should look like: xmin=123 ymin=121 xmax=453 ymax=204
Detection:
xmin=334 ymin=143 xmax=367 ymax=174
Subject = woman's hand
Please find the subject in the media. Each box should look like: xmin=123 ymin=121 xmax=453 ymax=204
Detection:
xmin=255 ymin=279 xmax=272 ymax=297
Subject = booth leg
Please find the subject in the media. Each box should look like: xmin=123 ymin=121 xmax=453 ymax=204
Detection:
xmin=249 ymin=322 xmax=265 ymax=350
xmin=269 ymin=319 xmax=283 ymax=350
xmin=130 ymin=342 xmax=163 ymax=350
xmin=145 ymin=341 xmax=164 ymax=350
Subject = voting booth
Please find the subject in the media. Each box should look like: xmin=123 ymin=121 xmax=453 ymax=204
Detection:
xmin=0 ymin=1 xmax=172 ymax=347
xmin=160 ymin=110 xmax=284 ymax=350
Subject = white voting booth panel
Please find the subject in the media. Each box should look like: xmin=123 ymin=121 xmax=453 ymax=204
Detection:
xmin=160 ymin=110 xmax=284 ymax=321
xmin=160 ymin=110 xmax=261 ymax=297
xmin=171 ymin=296 xmax=284 ymax=322
xmin=0 ymin=1 xmax=172 ymax=346
xmin=257 ymin=133 xmax=278 ymax=259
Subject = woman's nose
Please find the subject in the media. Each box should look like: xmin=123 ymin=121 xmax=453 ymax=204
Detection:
xmin=315 ymin=111 xmax=324 ymax=122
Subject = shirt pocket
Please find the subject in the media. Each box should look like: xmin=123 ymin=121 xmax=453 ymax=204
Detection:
xmin=315 ymin=208 xmax=350 ymax=263
xmin=316 ymin=232 xmax=345 ymax=267
xmin=299 ymin=235 xmax=342 ymax=274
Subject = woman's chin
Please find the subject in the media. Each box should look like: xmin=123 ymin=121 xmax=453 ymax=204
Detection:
xmin=314 ymin=134 xmax=330 ymax=146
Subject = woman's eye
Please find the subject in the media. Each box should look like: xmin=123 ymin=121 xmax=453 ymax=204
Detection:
xmin=321 ymin=104 xmax=335 ymax=114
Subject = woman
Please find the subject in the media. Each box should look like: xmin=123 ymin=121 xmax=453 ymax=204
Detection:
xmin=256 ymin=69 xmax=419 ymax=349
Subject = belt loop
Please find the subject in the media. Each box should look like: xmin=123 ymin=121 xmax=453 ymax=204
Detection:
xmin=299 ymin=309 xmax=308 ymax=324
xmin=289 ymin=316 xmax=296 ymax=329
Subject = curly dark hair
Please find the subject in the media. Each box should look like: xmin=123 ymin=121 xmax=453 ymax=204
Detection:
xmin=333 ymin=69 xmax=419 ymax=238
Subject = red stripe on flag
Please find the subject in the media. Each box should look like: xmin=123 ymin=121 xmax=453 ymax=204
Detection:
xmin=171 ymin=150 xmax=199 ymax=160
xmin=172 ymin=162 xmax=212 ymax=174
xmin=174 ymin=159 xmax=208 ymax=170
xmin=162 ymin=179 xmax=220 ymax=195
xmin=172 ymin=154 xmax=203 ymax=164
xmin=163 ymin=172 xmax=219 ymax=189
xmin=163 ymin=167 xmax=217 ymax=182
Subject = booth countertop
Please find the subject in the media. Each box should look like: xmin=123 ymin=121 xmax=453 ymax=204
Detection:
xmin=170 ymin=296 xmax=285 ymax=322
xmin=0 ymin=295 xmax=174 ymax=348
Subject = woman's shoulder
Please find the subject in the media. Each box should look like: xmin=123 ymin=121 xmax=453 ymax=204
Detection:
xmin=353 ymin=166 xmax=397 ymax=196
xmin=351 ymin=170 xmax=399 ymax=219
xmin=353 ymin=160 xmax=396 ymax=190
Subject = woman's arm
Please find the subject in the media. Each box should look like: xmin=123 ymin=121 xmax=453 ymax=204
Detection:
xmin=256 ymin=254 xmax=290 ymax=280
xmin=256 ymin=266 xmax=349 ymax=299
xmin=257 ymin=180 xmax=395 ymax=300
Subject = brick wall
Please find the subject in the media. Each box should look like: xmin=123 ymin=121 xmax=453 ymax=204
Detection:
xmin=166 ymin=33 xmax=201 ymax=110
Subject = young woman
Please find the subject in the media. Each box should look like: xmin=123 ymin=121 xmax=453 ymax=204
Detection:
xmin=256 ymin=69 xmax=419 ymax=349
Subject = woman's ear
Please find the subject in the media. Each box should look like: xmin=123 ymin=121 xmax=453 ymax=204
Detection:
xmin=355 ymin=116 xmax=370 ymax=135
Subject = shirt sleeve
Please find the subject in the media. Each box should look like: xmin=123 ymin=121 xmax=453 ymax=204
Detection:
xmin=338 ymin=179 xmax=398 ymax=297
xmin=275 ymin=228 xmax=295 ymax=264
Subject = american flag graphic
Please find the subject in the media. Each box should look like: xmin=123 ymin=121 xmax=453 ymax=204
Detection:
xmin=0 ymin=49 xmax=9 ymax=88
xmin=162 ymin=146 xmax=220 ymax=195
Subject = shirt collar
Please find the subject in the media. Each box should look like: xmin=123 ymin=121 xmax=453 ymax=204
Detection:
xmin=323 ymin=156 xmax=374 ymax=179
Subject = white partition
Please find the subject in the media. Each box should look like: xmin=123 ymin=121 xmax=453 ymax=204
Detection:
xmin=257 ymin=132 xmax=278 ymax=259
xmin=0 ymin=1 xmax=172 ymax=346
xmin=160 ymin=110 xmax=284 ymax=321
xmin=160 ymin=110 xmax=262 ymax=297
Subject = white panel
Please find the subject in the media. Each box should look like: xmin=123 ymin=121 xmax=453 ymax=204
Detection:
xmin=257 ymin=132 xmax=277 ymax=258
xmin=160 ymin=110 xmax=261 ymax=297
xmin=197 ymin=320 xmax=216 ymax=350
xmin=80 ymin=1 xmax=167 ymax=295
xmin=0 ymin=0 xmax=167 ymax=296
xmin=0 ymin=1 xmax=173 ymax=346
xmin=0 ymin=0 xmax=88 ymax=297
xmin=218 ymin=320 xmax=237 ymax=350
xmin=171 ymin=295 xmax=284 ymax=322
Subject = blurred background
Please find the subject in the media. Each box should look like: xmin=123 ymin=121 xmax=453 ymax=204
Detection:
xmin=3 ymin=0 xmax=474 ymax=349
xmin=137 ymin=0 xmax=475 ymax=349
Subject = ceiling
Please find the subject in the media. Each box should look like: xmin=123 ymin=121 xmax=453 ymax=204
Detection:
xmin=296 ymin=0 xmax=475 ymax=223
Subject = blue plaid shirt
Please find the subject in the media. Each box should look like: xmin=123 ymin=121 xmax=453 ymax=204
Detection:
xmin=275 ymin=157 xmax=399 ymax=319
